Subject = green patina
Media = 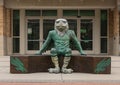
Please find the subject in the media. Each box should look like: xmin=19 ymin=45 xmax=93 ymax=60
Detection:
xmin=38 ymin=30 xmax=85 ymax=56
xmin=11 ymin=57 xmax=27 ymax=72
xmin=95 ymin=58 xmax=111 ymax=73
xmin=36 ymin=18 xmax=85 ymax=74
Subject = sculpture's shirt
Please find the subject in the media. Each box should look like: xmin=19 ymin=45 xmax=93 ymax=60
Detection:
xmin=39 ymin=30 xmax=84 ymax=55
xmin=52 ymin=31 xmax=70 ymax=52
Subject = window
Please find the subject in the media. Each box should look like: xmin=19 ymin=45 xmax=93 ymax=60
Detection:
xmin=80 ymin=19 xmax=93 ymax=50
xmin=80 ymin=10 xmax=95 ymax=16
xmin=100 ymin=10 xmax=107 ymax=36
xmin=27 ymin=19 xmax=40 ymax=50
xmin=42 ymin=10 xmax=57 ymax=16
xmin=25 ymin=10 xmax=57 ymax=16
xmin=100 ymin=10 xmax=108 ymax=53
xmin=63 ymin=10 xmax=95 ymax=17
xmin=63 ymin=10 xmax=78 ymax=16
xmin=12 ymin=10 xmax=20 ymax=53
xmin=25 ymin=10 xmax=41 ymax=16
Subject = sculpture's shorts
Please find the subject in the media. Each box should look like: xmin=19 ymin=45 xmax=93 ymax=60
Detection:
xmin=50 ymin=48 xmax=72 ymax=57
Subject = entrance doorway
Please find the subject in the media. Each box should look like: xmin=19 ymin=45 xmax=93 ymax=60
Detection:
xmin=26 ymin=18 xmax=95 ymax=54
xmin=26 ymin=19 xmax=40 ymax=54
xmin=80 ymin=19 xmax=94 ymax=53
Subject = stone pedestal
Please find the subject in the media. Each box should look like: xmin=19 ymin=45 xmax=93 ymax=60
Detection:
xmin=10 ymin=55 xmax=111 ymax=74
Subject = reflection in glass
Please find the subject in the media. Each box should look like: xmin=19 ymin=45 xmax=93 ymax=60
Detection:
xmin=28 ymin=41 xmax=39 ymax=50
xmin=81 ymin=41 xmax=92 ymax=50
xmin=13 ymin=10 xmax=20 ymax=36
xmin=43 ymin=20 xmax=55 ymax=50
xmin=27 ymin=19 xmax=40 ymax=50
xmin=43 ymin=20 xmax=55 ymax=39
xmin=13 ymin=10 xmax=20 ymax=53
xmin=67 ymin=19 xmax=77 ymax=34
xmin=13 ymin=38 xmax=19 ymax=53
xmin=101 ymin=38 xmax=107 ymax=53
xmin=100 ymin=10 xmax=107 ymax=36
xmin=25 ymin=10 xmax=41 ymax=16
xmin=27 ymin=20 xmax=39 ymax=40
xmin=80 ymin=19 xmax=93 ymax=50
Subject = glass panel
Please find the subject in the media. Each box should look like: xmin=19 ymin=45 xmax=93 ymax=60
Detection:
xmin=63 ymin=10 xmax=78 ymax=16
xmin=27 ymin=20 xmax=39 ymax=40
xmin=25 ymin=10 xmax=41 ymax=16
xmin=80 ymin=10 xmax=95 ymax=16
xmin=28 ymin=41 xmax=39 ymax=50
xmin=43 ymin=20 xmax=55 ymax=39
xmin=13 ymin=10 xmax=20 ymax=36
xmin=13 ymin=38 xmax=19 ymax=53
xmin=80 ymin=19 xmax=93 ymax=50
xmin=101 ymin=38 xmax=107 ymax=53
xmin=27 ymin=19 xmax=40 ymax=50
xmin=43 ymin=19 xmax=55 ymax=50
xmin=67 ymin=19 xmax=77 ymax=49
xmin=100 ymin=10 xmax=107 ymax=36
xmin=67 ymin=19 xmax=77 ymax=35
xmin=42 ymin=10 xmax=57 ymax=16
xmin=81 ymin=41 xmax=92 ymax=50
xmin=13 ymin=10 xmax=19 ymax=20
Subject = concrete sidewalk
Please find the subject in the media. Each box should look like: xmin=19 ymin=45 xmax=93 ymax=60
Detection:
xmin=0 ymin=56 xmax=120 ymax=83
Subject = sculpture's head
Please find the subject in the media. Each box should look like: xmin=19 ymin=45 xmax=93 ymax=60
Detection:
xmin=55 ymin=18 xmax=69 ymax=32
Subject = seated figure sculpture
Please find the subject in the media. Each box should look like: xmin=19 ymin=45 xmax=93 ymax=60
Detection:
xmin=36 ymin=18 xmax=85 ymax=74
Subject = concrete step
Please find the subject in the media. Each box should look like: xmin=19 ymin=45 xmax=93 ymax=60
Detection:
xmin=111 ymin=62 xmax=120 ymax=68
xmin=0 ymin=56 xmax=10 ymax=62
xmin=0 ymin=61 xmax=10 ymax=67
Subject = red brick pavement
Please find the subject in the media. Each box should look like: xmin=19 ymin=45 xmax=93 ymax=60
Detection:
xmin=0 ymin=82 xmax=120 ymax=85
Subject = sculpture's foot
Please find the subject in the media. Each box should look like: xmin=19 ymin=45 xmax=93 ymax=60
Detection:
xmin=48 ymin=67 xmax=60 ymax=74
xmin=61 ymin=68 xmax=73 ymax=74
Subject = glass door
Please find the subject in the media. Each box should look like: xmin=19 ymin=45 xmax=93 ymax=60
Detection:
xmin=43 ymin=19 xmax=55 ymax=39
xmin=80 ymin=19 xmax=94 ymax=53
xmin=67 ymin=19 xmax=77 ymax=34
xmin=26 ymin=19 xmax=40 ymax=53
xmin=43 ymin=19 xmax=55 ymax=50
xmin=67 ymin=19 xmax=77 ymax=50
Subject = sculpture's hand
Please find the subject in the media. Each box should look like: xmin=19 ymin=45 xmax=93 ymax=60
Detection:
xmin=35 ymin=50 xmax=42 ymax=55
xmin=80 ymin=51 xmax=87 ymax=56
xmin=81 ymin=53 xmax=87 ymax=56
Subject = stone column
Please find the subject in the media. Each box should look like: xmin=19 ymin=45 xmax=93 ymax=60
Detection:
xmin=5 ymin=8 xmax=12 ymax=55
xmin=0 ymin=5 xmax=5 ymax=56
xmin=113 ymin=4 xmax=119 ymax=55
xmin=0 ymin=0 xmax=11 ymax=56
xmin=108 ymin=9 xmax=114 ymax=55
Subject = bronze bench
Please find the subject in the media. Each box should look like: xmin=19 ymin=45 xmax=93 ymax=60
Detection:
xmin=10 ymin=55 xmax=111 ymax=74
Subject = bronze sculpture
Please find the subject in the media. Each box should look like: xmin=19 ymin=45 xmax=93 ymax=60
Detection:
xmin=36 ymin=18 xmax=85 ymax=73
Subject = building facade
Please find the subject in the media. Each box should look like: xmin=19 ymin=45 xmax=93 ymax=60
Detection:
xmin=0 ymin=0 xmax=119 ymax=56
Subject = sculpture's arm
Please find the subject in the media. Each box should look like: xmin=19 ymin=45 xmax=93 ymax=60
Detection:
xmin=36 ymin=31 xmax=52 ymax=54
xmin=70 ymin=31 xmax=85 ymax=55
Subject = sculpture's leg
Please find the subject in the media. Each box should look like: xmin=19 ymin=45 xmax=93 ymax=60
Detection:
xmin=48 ymin=48 xmax=60 ymax=73
xmin=62 ymin=48 xmax=73 ymax=74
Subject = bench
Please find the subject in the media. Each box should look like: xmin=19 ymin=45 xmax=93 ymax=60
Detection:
xmin=10 ymin=55 xmax=111 ymax=74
